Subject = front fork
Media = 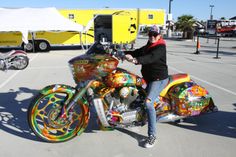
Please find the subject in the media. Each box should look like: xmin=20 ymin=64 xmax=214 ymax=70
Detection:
xmin=58 ymin=80 xmax=93 ymax=119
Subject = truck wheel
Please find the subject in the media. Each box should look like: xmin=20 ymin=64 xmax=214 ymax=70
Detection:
xmin=37 ymin=40 xmax=50 ymax=52
xmin=24 ymin=41 xmax=34 ymax=52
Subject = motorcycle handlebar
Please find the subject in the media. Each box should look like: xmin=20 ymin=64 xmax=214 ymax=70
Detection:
xmin=110 ymin=50 xmax=137 ymax=64
xmin=110 ymin=49 xmax=125 ymax=60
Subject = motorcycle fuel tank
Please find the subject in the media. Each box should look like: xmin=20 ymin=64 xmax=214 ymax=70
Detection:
xmin=105 ymin=68 xmax=145 ymax=88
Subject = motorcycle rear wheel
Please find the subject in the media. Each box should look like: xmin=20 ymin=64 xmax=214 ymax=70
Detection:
xmin=28 ymin=91 xmax=89 ymax=142
xmin=13 ymin=56 xmax=29 ymax=70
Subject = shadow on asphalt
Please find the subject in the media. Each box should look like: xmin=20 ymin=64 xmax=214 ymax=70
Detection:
xmin=1 ymin=87 xmax=235 ymax=143
xmin=116 ymin=128 xmax=147 ymax=148
xmin=178 ymin=43 xmax=236 ymax=50
xmin=0 ymin=87 xmax=41 ymax=142
xmin=201 ymin=50 xmax=236 ymax=56
xmin=170 ymin=105 xmax=236 ymax=138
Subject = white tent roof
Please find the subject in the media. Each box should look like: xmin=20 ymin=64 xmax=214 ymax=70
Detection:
xmin=0 ymin=7 xmax=84 ymax=43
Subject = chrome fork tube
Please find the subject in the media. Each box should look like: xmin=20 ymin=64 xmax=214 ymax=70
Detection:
xmin=65 ymin=80 xmax=93 ymax=112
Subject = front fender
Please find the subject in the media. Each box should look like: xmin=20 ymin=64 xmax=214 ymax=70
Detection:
xmin=40 ymin=84 xmax=76 ymax=105
xmin=29 ymin=84 xmax=90 ymax=141
xmin=38 ymin=84 xmax=90 ymax=135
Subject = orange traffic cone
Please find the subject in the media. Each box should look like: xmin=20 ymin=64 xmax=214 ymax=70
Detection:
xmin=195 ymin=37 xmax=200 ymax=54
xmin=197 ymin=40 xmax=201 ymax=49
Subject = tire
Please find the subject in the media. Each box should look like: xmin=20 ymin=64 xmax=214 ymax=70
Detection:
xmin=13 ymin=56 xmax=29 ymax=70
xmin=37 ymin=40 xmax=50 ymax=52
xmin=28 ymin=85 xmax=89 ymax=142
xmin=24 ymin=41 xmax=34 ymax=52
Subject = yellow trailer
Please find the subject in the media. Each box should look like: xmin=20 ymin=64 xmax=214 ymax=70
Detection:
xmin=0 ymin=8 xmax=165 ymax=51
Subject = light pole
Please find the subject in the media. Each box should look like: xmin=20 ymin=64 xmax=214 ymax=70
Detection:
xmin=209 ymin=5 xmax=214 ymax=20
xmin=169 ymin=0 xmax=173 ymax=14
xmin=167 ymin=0 xmax=173 ymax=37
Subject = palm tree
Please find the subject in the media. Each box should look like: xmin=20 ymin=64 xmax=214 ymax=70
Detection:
xmin=175 ymin=15 xmax=196 ymax=39
xmin=220 ymin=17 xmax=226 ymax=20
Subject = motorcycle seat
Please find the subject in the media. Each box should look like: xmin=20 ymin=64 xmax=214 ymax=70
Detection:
xmin=160 ymin=73 xmax=191 ymax=97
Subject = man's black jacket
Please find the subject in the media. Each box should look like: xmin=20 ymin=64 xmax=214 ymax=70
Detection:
xmin=125 ymin=38 xmax=168 ymax=83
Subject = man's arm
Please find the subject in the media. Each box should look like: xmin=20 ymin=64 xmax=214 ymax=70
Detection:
xmin=136 ymin=46 xmax=166 ymax=65
xmin=125 ymin=46 xmax=145 ymax=58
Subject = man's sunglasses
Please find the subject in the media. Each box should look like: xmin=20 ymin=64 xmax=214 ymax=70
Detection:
xmin=148 ymin=32 xmax=159 ymax=37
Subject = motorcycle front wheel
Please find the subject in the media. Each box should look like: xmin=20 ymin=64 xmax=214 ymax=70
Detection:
xmin=28 ymin=89 xmax=89 ymax=142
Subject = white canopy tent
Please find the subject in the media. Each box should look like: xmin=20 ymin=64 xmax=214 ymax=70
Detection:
xmin=0 ymin=7 xmax=84 ymax=43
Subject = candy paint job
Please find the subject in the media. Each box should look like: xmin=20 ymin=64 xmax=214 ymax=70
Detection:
xmin=28 ymin=42 xmax=217 ymax=143
xmin=105 ymin=68 xmax=145 ymax=88
xmin=160 ymin=73 xmax=190 ymax=96
xmin=29 ymin=84 xmax=89 ymax=142
xmin=69 ymin=54 xmax=118 ymax=83
xmin=169 ymin=82 xmax=212 ymax=116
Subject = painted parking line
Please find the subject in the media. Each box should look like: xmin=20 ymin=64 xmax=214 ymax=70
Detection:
xmin=0 ymin=70 xmax=21 ymax=89
xmin=0 ymin=53 xmax=39 ymax=90
xmin=169 ymin=66 xmax=236 ymax=96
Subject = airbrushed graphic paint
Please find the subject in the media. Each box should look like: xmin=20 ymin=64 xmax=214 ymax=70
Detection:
xmin=169 ymin=82 xmax=212 ymax=116
xmin=69 ymin=54 xmax=119 ymax=83
xmin=104 ymin=68 xmax=145 ymax=88
xmin=29 ymin=84 xmax=89 ymax=142
xmin=28 ymin=42 xmax=217 ymax=143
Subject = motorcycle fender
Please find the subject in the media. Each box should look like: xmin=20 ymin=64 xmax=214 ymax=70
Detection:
xmin=40 ymin=84 xmax=76 ymax=100
xmin=12 ymin=50 xmax=28 ymax=57
xmin=168 ymin=82 xmax=217 ymax=116
xmin=39 ymin=84 xmax=90 ymax=106
xmin=38 ymin=84 xmax=90 ymax=135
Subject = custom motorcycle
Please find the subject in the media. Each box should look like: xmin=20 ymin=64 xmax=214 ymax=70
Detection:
xmin=0 ymin=50 xmax=29 ymax=70
xmin=28 ymin=42 xmax=218 ymax=142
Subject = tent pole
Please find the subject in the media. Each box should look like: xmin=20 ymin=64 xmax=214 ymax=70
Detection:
xmin=80 ymin=32 xmax=84 ymax=50
xmin=85 ymin=32 xmax=87 ymax=49
xmin=31 ymin=32 xmax=35 ymax=53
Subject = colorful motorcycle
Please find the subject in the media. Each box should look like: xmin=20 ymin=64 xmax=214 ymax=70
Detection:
xmin=28 ymin=42 xmax=218 ymax=142
xmin=0 ymin=50 xmax=29 ymax=70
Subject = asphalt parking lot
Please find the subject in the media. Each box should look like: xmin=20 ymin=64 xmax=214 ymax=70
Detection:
xmin=0 ymin=37 xmax=235 ymax=157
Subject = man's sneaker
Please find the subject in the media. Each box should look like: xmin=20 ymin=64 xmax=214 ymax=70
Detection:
xmin=144 ymin=135 xmax=156 ymax=148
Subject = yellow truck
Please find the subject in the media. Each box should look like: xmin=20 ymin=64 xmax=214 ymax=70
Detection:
xmin=0 ymin=8 xmax=165 ymax=51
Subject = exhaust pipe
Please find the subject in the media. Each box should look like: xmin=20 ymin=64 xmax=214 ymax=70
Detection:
xmin=93 ymin=98 xmax=111 ymax=127
xmin=157 ymin=113 xmax=185 ymax=123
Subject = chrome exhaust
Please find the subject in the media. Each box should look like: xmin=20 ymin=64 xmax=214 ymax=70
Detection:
xmin=93 ymin=98 xmax=110 ymax=127
xmin=157 ymin=113 xmax=185 ymax=123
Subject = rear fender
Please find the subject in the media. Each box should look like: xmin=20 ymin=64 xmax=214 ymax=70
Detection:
xmin=201 ymin=97 xmax=218 ymax=114
xmin=12 ymin=50 xmax=28 ymax=57
xmin=168 ymin=82 xmax=217 ymax=116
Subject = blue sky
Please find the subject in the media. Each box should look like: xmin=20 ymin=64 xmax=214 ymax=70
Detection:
xmin=1 ymin=0 xmax=235 ymax=21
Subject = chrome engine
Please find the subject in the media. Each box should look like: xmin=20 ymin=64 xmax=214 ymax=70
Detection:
xmin=104 ymin=87 xmax=144 ymax=126
xmin=0 ymin=59 xmax=6 ymax=70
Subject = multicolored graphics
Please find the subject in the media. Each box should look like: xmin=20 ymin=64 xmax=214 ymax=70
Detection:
xmin=69 ymin=54 xmax=118 ymax=83
xmin=105 ymin=68 xmax=145 ymax=88
xmin=169 ymin=82 xmax=212 ymax=116
xmin=28 ymin=42 xmax=217 ymax=143
xmin=28 ymin=84 xmax=89 ymax=142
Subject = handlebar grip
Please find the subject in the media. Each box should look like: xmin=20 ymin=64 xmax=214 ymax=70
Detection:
xmin=116 ymin=50 xmax=125 ymax=58
xmin=111 ymin=50 xmax=125 ymax=59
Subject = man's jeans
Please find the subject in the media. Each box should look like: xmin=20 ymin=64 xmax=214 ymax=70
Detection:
xmin=145 ymin=78 xmax=169 ymax=136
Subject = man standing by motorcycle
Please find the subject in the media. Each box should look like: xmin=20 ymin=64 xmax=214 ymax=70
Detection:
xmin=124 ymin=26 xmax=169 ymax=148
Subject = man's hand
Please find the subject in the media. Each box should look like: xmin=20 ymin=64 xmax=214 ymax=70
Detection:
xmin=125 ymin=54 xmax=138 ymax=64
xmin=125 ymin=54 xmax=134 ymax=62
